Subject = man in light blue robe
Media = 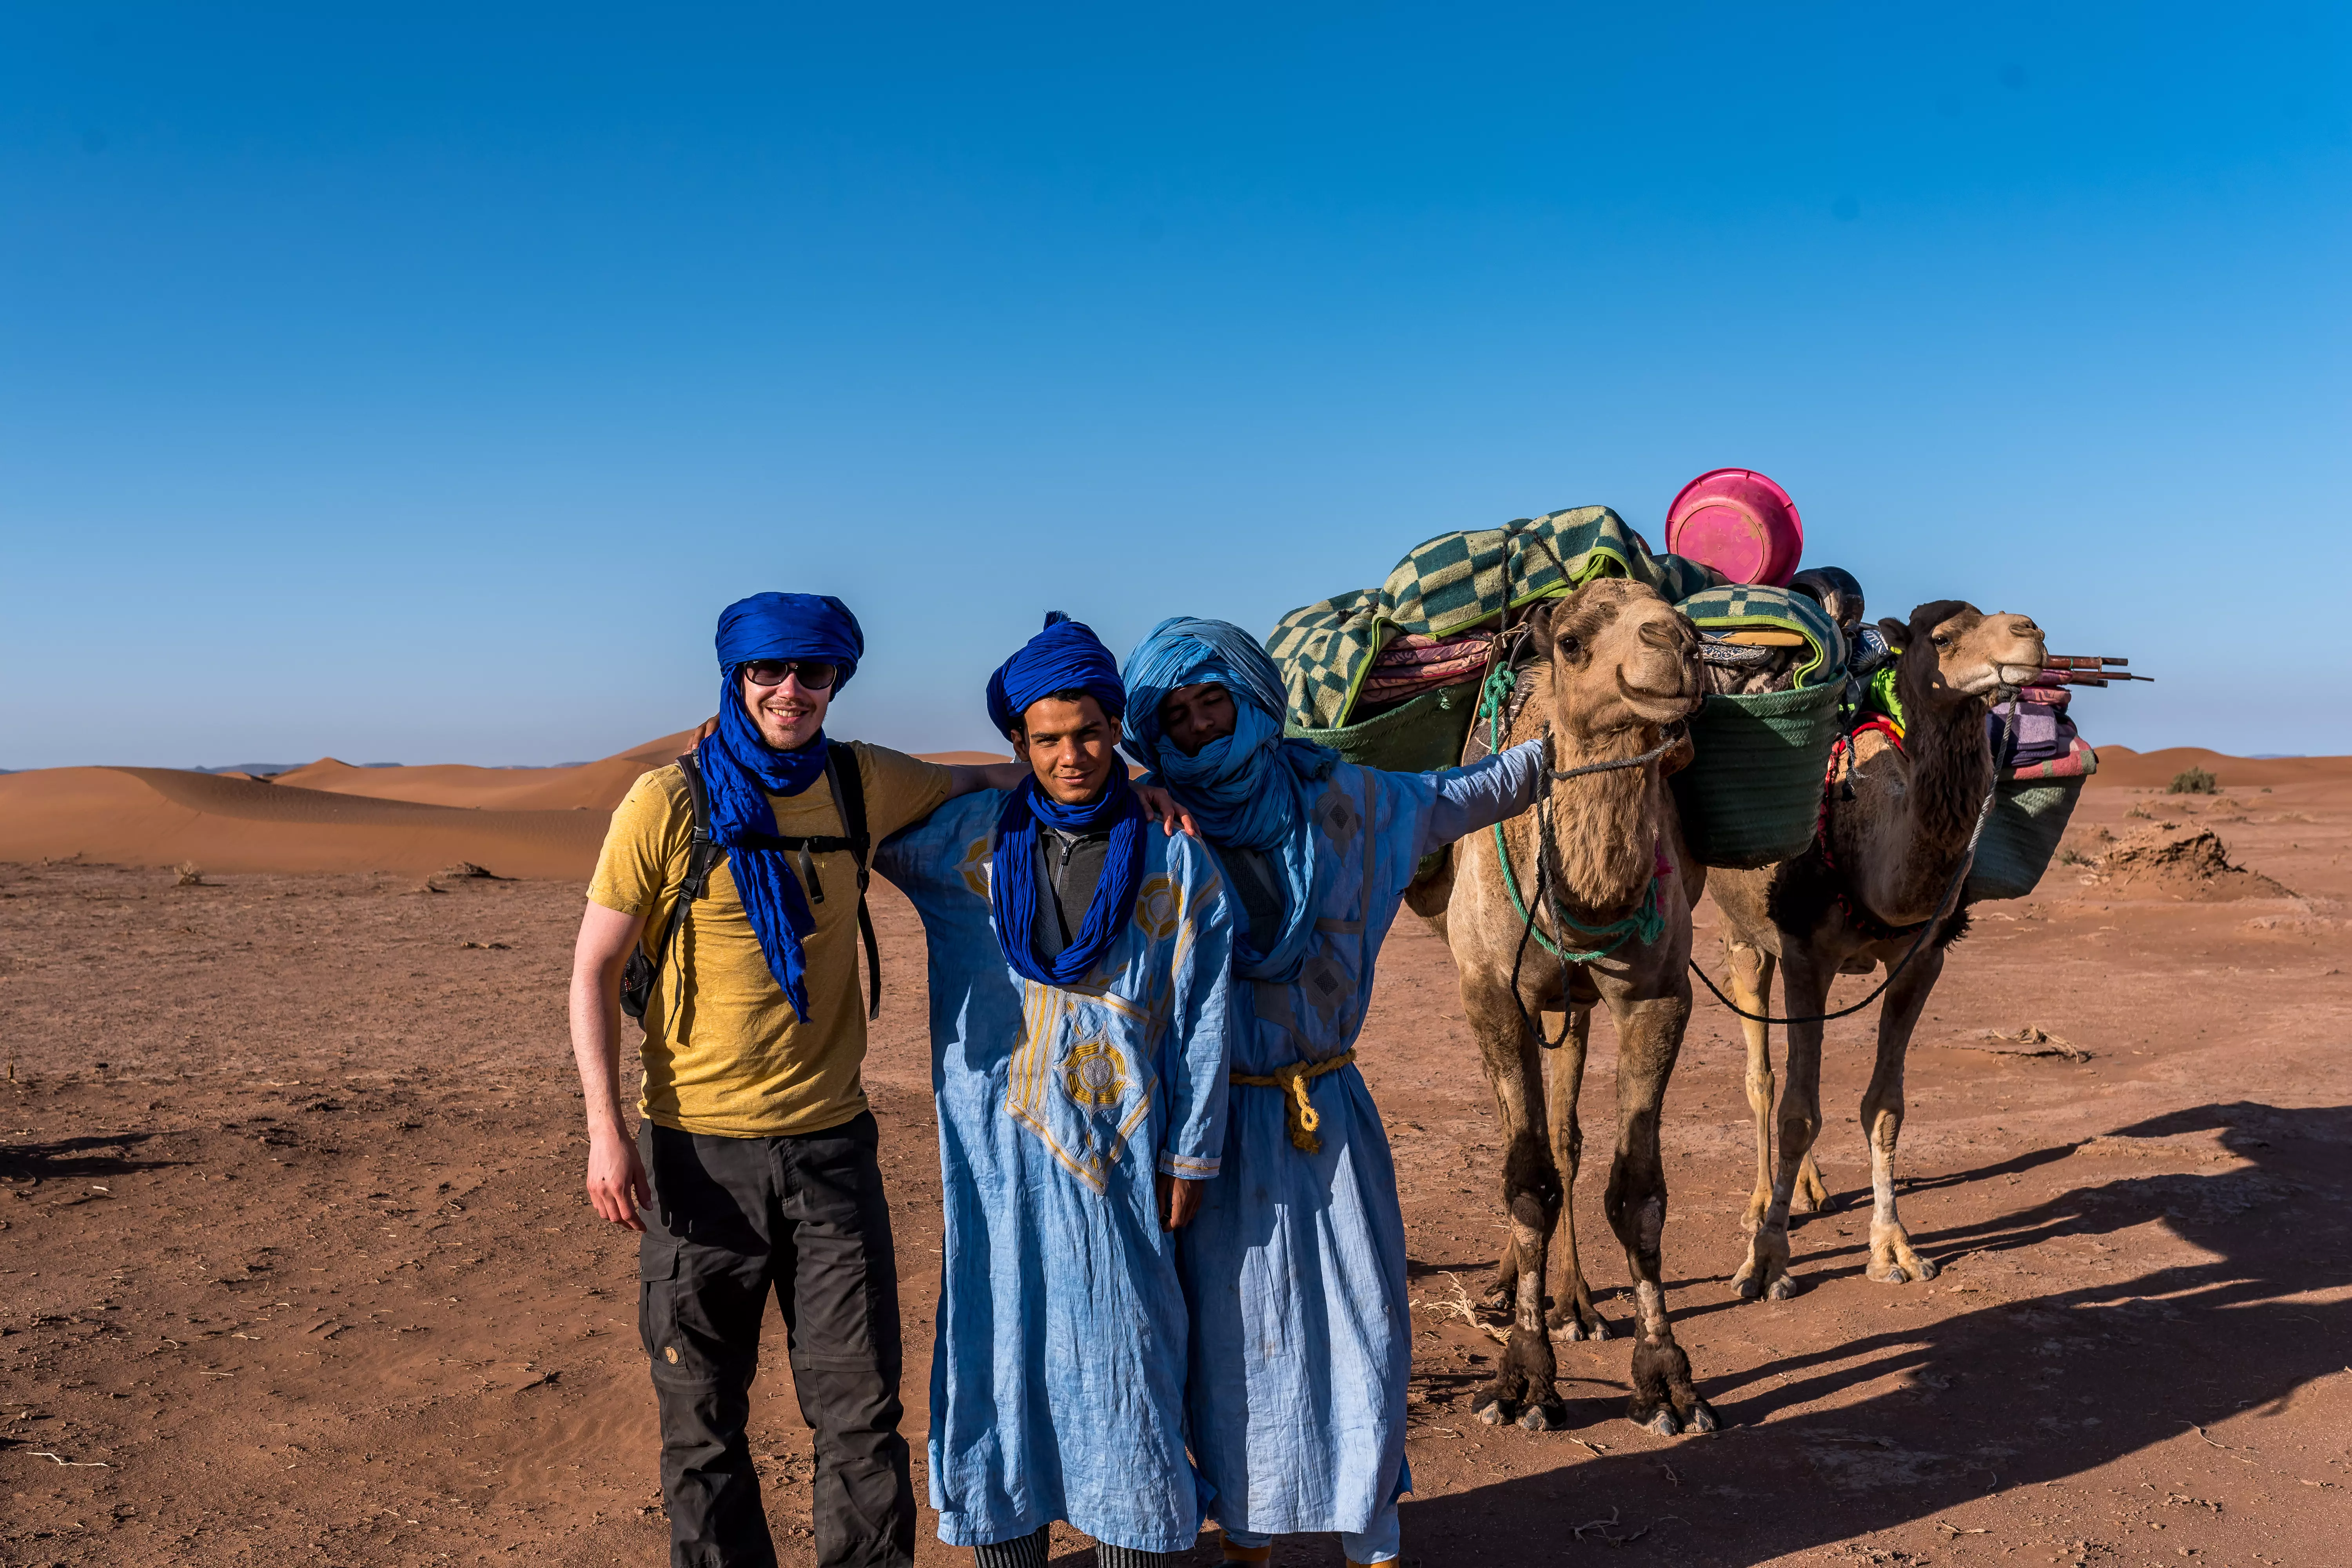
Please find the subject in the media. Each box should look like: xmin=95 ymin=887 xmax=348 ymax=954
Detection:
xmin=874 ymin=613 xmax=1237 ymax=1568
xmin=1121 ymin=618 xmax=1547 ymax=1568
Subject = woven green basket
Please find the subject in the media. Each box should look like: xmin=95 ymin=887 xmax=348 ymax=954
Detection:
xmin=1964 ymin=777 xmax=2086 ymax=902
xmin=1285 ymin=679 xmax=1480 ymax=774
xmin=1670 ymin=683 xmax=1843 ymax=869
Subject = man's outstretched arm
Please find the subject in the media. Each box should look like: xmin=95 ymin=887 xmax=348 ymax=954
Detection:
xmin=942 ymin=761 xmax=1027 ymax=795
xmin=570 ymin=901 xmax=652 ymax=1231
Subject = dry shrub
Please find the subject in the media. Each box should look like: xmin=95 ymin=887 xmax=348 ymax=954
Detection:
xmin=2167 ymin=767 xmax=2218 ymax=795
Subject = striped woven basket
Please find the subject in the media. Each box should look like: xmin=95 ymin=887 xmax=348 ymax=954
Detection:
xmin=1670 ymin=683 xmax=1844 ymax=869
xmin=1285 ymin=680 xmax=1481 ymax=775
xmin=1964 ymin=777 xmax=2087 ymax=902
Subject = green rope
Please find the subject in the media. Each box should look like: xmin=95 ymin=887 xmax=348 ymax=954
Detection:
xmin=1477 ymin=662 xmax=1664 ymax=964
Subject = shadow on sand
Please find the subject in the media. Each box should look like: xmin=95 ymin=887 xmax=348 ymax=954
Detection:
xmin=1040 ymin=1103 xmax=2347 ymax=1564
xmin=1391 ymin=1100 xmax=2350 ymax=1565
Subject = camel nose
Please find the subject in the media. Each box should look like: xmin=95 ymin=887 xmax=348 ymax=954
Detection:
xmin=2005 ymin=616 xmax=2041 ymax=638
xmin=1639 ymin=618 xmax=1687 ymax=652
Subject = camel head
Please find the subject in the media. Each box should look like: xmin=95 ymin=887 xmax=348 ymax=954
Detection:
xmin=1526 ymin=578 xmax=1704 ymax=742
xmin=1882 ymin=601 xmax=2048 ymax=713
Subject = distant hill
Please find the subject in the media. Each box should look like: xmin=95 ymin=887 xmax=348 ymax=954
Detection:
xmin=2088 ymin=746 xmax=2352 ymax=789
xmin=0 ymin=731 xmax=1012 ymax=878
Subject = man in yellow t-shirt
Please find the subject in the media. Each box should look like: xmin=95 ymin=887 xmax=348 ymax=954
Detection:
xmin=569 ymin=592 xmax=1024 ymax=1568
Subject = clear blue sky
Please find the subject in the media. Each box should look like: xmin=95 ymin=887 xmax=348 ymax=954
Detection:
xmin=4 ymin=3 xmax=2346 ymax=768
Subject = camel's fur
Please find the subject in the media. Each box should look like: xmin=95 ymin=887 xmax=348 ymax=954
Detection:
xmin=1421 ymin=577 xmax=1717 ymax=1435
xmin=1710 ymin=601 xmax=2048 ymax=1299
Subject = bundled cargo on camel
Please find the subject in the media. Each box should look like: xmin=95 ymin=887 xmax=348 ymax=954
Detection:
xmin=1264 ymin=503 xmax=1849 ymax=874
xmin=1262 ymin=493 xmax=2143 ymax=901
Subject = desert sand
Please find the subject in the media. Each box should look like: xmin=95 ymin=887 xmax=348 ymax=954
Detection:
xmin=4 ymin=742 xmax=2348 ymax=1566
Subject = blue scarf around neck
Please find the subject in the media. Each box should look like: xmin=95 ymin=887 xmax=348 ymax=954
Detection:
xmin=1121 ymin=618 xmax=1338 ymax=985
xmin=989 ymin=771 xmax=1147 ymax=987
xmin=699 ymin=676 xmax=833 ymax=1020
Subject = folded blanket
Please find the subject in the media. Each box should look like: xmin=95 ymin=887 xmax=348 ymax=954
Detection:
xmin=1372 ymin=631 xmax=1492 ymax=669
xmin=2007 ymin=734 xmax=2098 ymax=781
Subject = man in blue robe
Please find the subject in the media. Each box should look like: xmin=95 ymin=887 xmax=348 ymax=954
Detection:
xmin=1121 ymin=618 xmax=1548 ymax=1568
xmin=874 ymin=613 xmax=1237 ymax=1568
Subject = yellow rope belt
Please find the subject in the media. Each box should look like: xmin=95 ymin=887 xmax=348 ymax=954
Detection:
xmin=1230 ymin=1050 xmax=1357 ymax=1154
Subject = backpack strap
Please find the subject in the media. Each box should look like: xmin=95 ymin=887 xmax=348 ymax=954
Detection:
xmin=620 ymin=751 xmax=725 ymax=1023
xmin=824 ymin=741 xmax=883 ymax=1021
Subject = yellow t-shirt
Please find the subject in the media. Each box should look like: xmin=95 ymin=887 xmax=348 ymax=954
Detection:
xmin=588 ymin=742 xmax=953 ymax=1138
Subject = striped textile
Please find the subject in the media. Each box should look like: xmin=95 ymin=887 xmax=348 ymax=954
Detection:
xmin=2007 ymin=734 xmax=2098 ymax=781
xmin=1264 ymin=506 xmax=1725 ymax=731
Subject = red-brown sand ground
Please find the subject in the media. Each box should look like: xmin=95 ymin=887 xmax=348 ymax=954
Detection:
xmin=4 ymin=749 xmax=2348 ymax=1566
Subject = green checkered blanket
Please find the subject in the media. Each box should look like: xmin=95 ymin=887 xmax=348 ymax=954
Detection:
xmin=1264 ymin=506 xmax=1726 ymax=731
xmin=1676 ymin=583 xmax=1845 ymax=688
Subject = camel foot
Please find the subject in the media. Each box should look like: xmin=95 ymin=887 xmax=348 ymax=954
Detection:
xmin=1793 ymin=1160 xmax=1834 ymax=1215
xmin=1546 ymin=1287 xmax=1612 ymax=1342
xmin=1634 ymin=1402 xmax=1682 ymax=1436
xmin=1471 ymin=1394 xmax=1512 ymax=1427
xmin=1628 ymin=1338 xmax=1714 ymax=1439
xmin=1867 ymin=1251 xmax=1939 ymax=1285
xmin=1732 ymin=1237 xmax=1795 ymax=1303
xmin=1518 ymin=1399 xmax=1570 ymax=1433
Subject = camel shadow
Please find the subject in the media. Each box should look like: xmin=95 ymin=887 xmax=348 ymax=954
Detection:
xmin=1395 ymin=1101 xmax=2352 ymax=1565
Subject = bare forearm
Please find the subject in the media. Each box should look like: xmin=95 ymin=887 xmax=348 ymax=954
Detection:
xmin=944 ymin=761 xmax=1026 ymax=796
xmin=569 ymin=965 xmax=632 ymax=1138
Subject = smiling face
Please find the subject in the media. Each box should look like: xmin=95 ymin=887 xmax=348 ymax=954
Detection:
xmin=740 ymin=665 xmax=831 ymax=751
xmin=1157 ymin=682 xmax=1238 ymax=758
xmin=1015 ymin=692 xmax=1121 ymax=804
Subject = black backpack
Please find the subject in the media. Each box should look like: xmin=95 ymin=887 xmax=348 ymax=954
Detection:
xmin=619 ymin=742 xmax=882 ymax=1025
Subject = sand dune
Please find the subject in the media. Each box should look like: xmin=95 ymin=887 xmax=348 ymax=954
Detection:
xmin=2087 ymin=745 xmax=2352 ymax=790
xmin=0 ymin=734 xmax=1017 ymax=879
xmin=273 ymin=728 xmax=699 ymax=813
xmin=0 ymin=767 xmax=612 ymax=879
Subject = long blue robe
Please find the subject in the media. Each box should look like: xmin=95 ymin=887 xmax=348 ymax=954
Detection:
xmin=1182 ymin=744 xmax=1545 ymax=1539
xmin=875 ymin=790 xmax=1237 ymax=1553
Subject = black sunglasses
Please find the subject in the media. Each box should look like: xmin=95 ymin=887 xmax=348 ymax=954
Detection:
xmin=742 ymin=659 xmax=840 ymax=690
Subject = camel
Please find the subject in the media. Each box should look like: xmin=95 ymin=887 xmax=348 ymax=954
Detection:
xmin=1710 ymin=599 xmax=2048 ymax=1300
xmin=1412 ymin=577 xmax=1715 ymax=1435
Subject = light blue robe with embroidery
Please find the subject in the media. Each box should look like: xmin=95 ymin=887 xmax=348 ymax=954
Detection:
xmin=1181 ymin=743 xmax=1546 ymax=1539
xmin=875 ymin=790 xmax=1237 ymax=1553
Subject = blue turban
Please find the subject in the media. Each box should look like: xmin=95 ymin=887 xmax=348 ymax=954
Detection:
xmin=698 ymin=591 xmax=867 ymax=1021
xmin=984 ymin=611 xmax=1126 ymax=739
xmin=1122 ymin=616 xmax=1336 ymax=984
xmin=985 ymin=612 xmax=1146 ymax=987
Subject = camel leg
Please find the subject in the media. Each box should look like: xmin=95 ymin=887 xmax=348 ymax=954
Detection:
xmin=1728 ymin=939 xmax=1777 ymax=1240
xmin=1601 ymin=990 xmax=1716 ymax=1435
xmin=1732 ymin=948 xmax=1831 ymax=1303
xmin=1544 ymin=1004 xmax=1609 ymax=1341
xmin=1730 ymin=939 xmax=1831 ymax=1224
xmin=1861 ymin=943 xmax=1946 ymax=1284
xmin=1461 ymin=979 xmax=1566 ymax=1430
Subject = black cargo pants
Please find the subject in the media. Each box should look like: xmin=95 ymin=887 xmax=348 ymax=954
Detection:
xmin=638 ymin=1113 xmax=916 ymax=1568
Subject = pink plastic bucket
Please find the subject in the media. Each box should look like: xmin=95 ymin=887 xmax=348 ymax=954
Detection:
xmin=1664 ymin=468 xmax=1804 ymax=587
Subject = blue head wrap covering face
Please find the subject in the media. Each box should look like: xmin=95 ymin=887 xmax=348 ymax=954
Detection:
xmin=987 ymin=613 xmax=1148 ymax=988
xmin=1122 ymin=617 xmax=1337 ymax=984
xmin=699 ymin=592 xmax=866 ymax=1020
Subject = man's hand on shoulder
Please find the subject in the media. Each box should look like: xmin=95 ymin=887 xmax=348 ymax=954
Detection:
xmin=1134 ymin=784 xmax=1198 ymax=838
